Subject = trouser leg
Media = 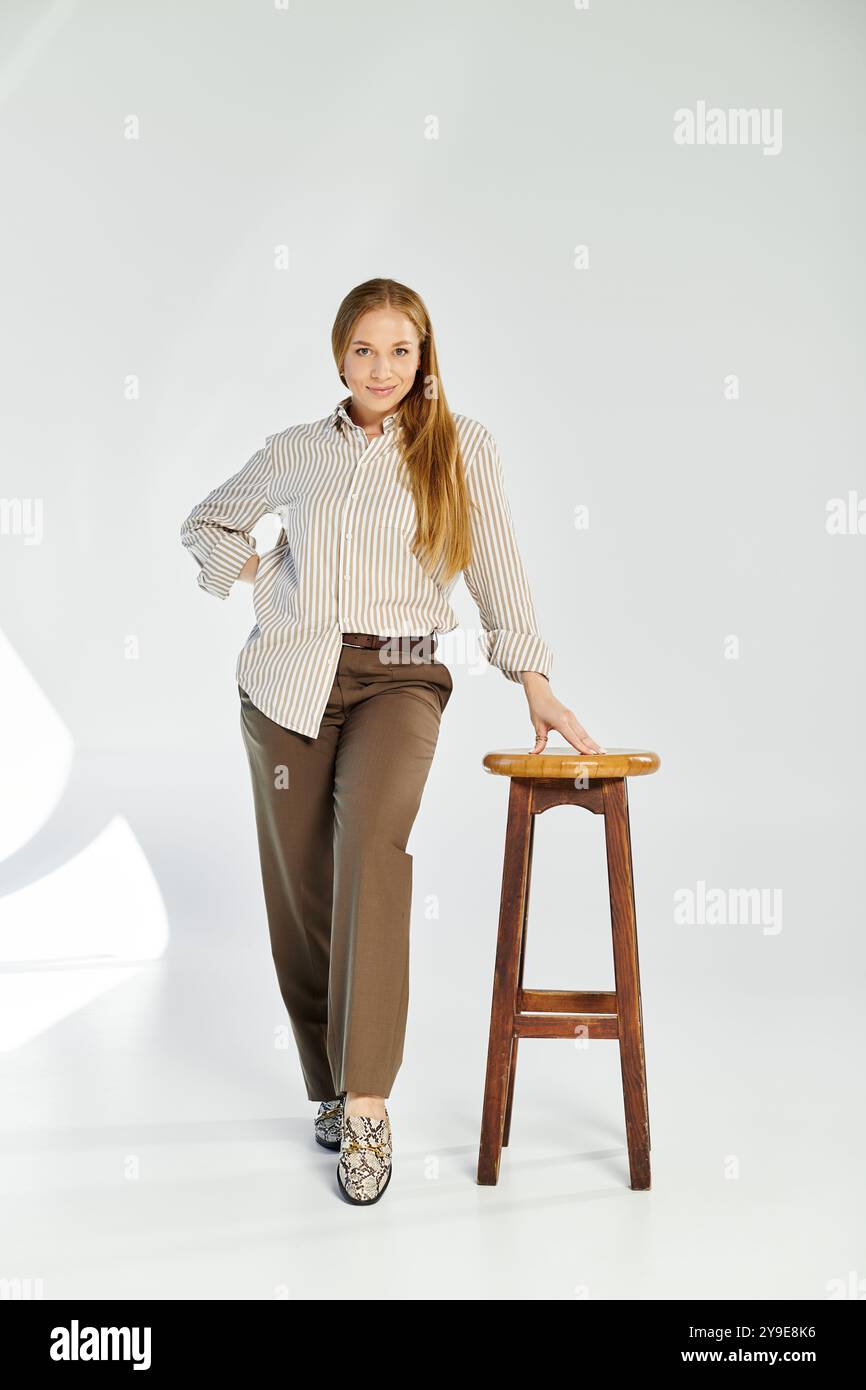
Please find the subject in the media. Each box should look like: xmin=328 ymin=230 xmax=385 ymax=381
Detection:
xmin=328 ymin=672 xmax=447 ymax=1099
xmin=238 ymin=684 xmax=341 ymax=1102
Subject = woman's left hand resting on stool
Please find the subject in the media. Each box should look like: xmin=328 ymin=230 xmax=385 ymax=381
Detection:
xmin=520 ymin=672 xmax=607 ymax=756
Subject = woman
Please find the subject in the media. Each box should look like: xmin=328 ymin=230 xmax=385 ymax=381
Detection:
xmin=180 ymin=278 xmax=604 ymax=1206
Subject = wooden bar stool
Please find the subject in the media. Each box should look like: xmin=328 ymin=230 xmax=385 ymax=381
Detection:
xmin=476 ymin=746 xmax=660 ymax=1190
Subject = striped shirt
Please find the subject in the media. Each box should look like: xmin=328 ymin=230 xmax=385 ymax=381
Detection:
xmin=180 ymin=395 xmax=553 ymax=737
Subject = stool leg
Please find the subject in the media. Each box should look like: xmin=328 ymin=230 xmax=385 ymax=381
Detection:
xmin=624 ymin=777 xmax=651 ymax=1153
xmin=503 ymin=812 xmax=535 ymax=1147
xmin=477 ymin=778 xmax=533 ymax=1185
xmin=602 ymin=778 xmax=651 ymax=1190
xmin=502 ymin=1038 xmax=518 ymax=1148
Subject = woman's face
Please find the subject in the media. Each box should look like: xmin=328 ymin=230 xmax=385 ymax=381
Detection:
xmin=341 ymin=307 xmax=422 ymax=418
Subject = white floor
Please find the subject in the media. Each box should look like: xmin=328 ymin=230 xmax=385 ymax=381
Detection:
xmin=1 ymin=751 xmax=862 ymax=1301
xmin=2 ymin=956 xmax=861 ymax=1301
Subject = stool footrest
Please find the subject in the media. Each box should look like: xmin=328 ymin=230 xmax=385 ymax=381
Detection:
xmin=514 ymin=1013 xmax=619 ymax=1040
xmin=518 ymin=988 xmax=617 ymax=1014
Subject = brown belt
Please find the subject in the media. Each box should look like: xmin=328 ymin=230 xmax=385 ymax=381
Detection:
xmin=341 ymin=631 xmax=437 ymax=657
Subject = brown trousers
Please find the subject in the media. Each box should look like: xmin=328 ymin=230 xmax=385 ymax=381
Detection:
xmin=238 ymin=643 xmax=453 ymax=1101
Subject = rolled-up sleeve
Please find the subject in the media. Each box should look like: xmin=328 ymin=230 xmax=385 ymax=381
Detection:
xmin=180 ymin=435 xmax=275 ymax=599
xmin=462 ymin=430 xmax=553 ymax=682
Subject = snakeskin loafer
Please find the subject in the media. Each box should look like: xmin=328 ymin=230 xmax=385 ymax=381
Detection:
xmin=314 ymin=1097 xmax=344 ymax=1151
xmin=336 ymin=1109 xmax=393 ymax=1204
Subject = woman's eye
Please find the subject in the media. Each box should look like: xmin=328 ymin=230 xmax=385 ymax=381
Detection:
xmin=354 ymin=347 xmax=411 ymax=357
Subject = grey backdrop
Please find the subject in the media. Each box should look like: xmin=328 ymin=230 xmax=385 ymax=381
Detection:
xmin=1 ymin=0 xmax=864 ymax=1300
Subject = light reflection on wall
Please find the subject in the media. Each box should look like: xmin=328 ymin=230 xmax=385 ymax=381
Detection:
xmin=0 ymin=627 xmax=74 ymax=863
xmin=0 ymin=817 xmax=169 ymax=1051
xmin=0 ymin=633 xmax=169 ymax=1051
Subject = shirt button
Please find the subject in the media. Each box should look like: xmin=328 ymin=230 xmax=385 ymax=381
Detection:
xmin=345 ymin=531 xmax=352 ymax=539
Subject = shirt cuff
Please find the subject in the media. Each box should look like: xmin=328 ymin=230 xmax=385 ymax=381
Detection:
xmin=196 ymin=534 xmax=257 ymax=600
xmin=485 ymin=630 xmax=554 ymax=683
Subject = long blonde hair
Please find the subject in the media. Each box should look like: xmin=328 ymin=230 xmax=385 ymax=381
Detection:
xmin=331 ymin=278 xmax=473 ymax=584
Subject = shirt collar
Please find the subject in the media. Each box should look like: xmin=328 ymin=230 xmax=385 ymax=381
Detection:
xmin=332 ymin=394 xmax=399 ymax=435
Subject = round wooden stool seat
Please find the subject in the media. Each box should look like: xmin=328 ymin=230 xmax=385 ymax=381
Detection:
xmin=482 ymin=746 xmax=660 ymax=779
